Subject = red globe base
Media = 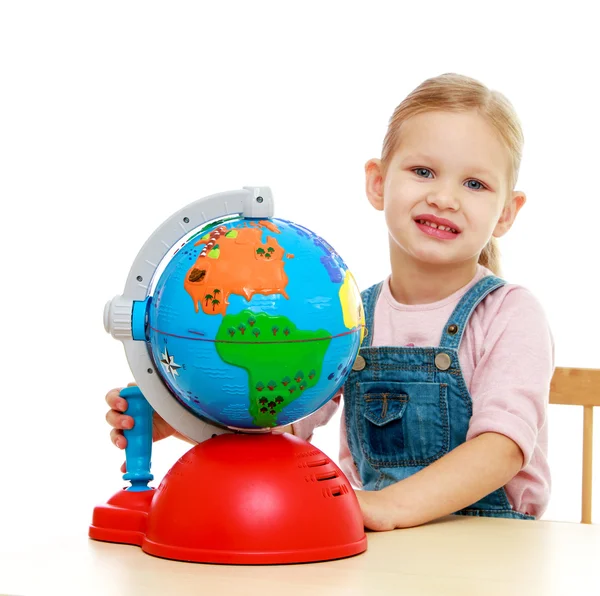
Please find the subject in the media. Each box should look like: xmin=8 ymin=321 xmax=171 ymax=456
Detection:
xmin=89 ymin=433 xmax=367 ymax=564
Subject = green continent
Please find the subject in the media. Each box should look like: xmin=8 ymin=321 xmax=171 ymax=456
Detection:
xmin=216 ymin=310 xmax=331 ymax=427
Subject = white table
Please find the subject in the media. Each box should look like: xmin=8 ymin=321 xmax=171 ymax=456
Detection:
xmin=1 ymin=516 xmax=599 ymax=595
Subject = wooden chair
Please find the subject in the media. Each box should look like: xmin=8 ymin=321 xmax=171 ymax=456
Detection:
xmin=550 ymin=367 xmax=600 ymax=523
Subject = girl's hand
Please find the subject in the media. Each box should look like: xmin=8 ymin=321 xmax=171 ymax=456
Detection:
xmin=354 ymin=489 xmax=400 ymax=532
xmin=105 ymin=383 xmax=178 ymax=471
xmin=271 ymin=424 xmax=294 ymax=435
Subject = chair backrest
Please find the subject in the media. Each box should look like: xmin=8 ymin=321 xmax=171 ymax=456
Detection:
xmin=549 ymin=367 xmax=600 ymax=523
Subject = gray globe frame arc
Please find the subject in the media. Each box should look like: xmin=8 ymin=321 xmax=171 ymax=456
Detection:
xmin=105 ymin=187 xmax=275 ymax=443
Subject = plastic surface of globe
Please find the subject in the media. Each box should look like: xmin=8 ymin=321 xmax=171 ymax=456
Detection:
xmin=147 ymin=216 xmax=364 ymax=431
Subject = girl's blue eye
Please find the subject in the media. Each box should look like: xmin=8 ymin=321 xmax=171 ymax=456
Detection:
xmin=466 ymin=179 xmax=484 ymax=190
xmin=414 ymin=168 xmax=433 ymax=178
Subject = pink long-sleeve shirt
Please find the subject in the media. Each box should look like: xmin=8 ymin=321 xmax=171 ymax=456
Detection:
xmin=293 ymin=265 xmax=554 ymax=518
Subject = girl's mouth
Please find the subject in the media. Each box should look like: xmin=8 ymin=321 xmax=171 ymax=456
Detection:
xmin=414 ymin=218 xmax=460 ymax=240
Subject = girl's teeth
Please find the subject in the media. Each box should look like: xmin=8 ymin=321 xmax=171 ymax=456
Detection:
xmin=417 ymin=219 xmax=457 ymax=233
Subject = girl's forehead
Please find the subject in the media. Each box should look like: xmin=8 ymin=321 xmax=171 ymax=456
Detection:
xmin=396 ymin=110 xmax=512 ymax=175
xmin=400 ymin=111 xmax=500 ymax=147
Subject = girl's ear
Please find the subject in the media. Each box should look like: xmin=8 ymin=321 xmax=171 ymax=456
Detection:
xmin=493 ymin=191 xmax=526 ymax=238
xmin=365 ymin=159 xmax=384 ymax=211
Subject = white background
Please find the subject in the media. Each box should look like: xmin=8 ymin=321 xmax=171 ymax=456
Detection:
xmin=1 ymin=0 xmax=599 ymax=551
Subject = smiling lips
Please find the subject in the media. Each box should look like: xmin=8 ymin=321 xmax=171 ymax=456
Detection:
xmin=414 ymin=214 xmax=461 ymax=240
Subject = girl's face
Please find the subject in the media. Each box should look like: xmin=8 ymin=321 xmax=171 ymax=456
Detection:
xmin=367 ymin=110 xmax=524 ymax=270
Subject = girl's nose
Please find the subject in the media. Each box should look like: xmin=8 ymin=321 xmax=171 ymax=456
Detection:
xmin=425 ymin=186 xmax=460 ymax=211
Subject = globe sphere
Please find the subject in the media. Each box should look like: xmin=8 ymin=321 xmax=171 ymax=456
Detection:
xmin=147 ymin=216 xmax=364 ymax=430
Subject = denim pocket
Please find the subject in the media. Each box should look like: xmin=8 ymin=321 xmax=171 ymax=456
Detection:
xmin=358 ymin=381 xmax=449 ymax=467
xmin=364 ymin=392 xmax=408 ymax=426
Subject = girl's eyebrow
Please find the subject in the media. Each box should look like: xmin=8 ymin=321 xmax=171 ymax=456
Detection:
xmin=399 ymin=153 xmax=436 ymax=164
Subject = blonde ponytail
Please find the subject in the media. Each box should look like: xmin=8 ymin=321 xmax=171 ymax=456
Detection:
xmin=478 ymin=238 xmax=501 ymax=276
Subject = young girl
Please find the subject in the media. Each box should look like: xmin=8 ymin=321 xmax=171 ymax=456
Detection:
xmin=106 ymin=73 xmax=554 ymax=531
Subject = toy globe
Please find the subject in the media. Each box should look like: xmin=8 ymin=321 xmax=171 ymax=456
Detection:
xmin=89 ymin=187 xmax=368 ymax=564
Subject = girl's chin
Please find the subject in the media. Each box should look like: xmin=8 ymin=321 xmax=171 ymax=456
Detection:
xmin=390 ymin=234 xmax=480 ymax=267
xmin=400 ymin=247 xmax=476 ymax=269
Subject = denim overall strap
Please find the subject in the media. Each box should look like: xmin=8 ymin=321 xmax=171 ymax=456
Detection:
xmin=360 ymin=282 xmax=383 ymax=348
xmin=438 ymin=275 xmax=506 ymax=350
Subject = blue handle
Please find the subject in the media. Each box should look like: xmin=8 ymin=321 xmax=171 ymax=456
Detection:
xmin=120 ymin=386 xmax=154 ymax=491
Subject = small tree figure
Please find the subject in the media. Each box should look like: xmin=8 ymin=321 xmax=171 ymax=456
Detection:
xmin=227 ymin=327 xmax=236 ymax=337
xmin=248 ymin=315 xmax=256 ymax=327
xmin=272 ymin=325 xmax=279 ymax=336
xmin=308 ymin=369 xmax=316 ymax=380
xmin=256 ymin=248 xmax=265 ymax=257
xmin=282 ymin=376 xmax=291 ymax=386
xmin=211 ymin=298 xmax=220 ymax=311
xmin=283 ymin=327 xmax=290 ymax=336
xmin=265 ymin=253 xmax=271 ymax=259
xmin=267 ymin=247 xmax=274 ymax=254
xmin=295 ymin=371 xmax=304 ymax=383
xmin=204 ymin=293 xmax=213 ymax=306
xmin=252 ymin=328 xmax=261 ymax=338
xmin=267 ymin=380 xmax=277 ymax=391
xmin=275 ymin=396 xmax=284 ymax=404
xmin=213 ymin=288 xmax=221 ymax=297
xmin=238 ymin=323 xmax=246 ymax=335
xmin=256 ymin=382 xmax=265 ymax=392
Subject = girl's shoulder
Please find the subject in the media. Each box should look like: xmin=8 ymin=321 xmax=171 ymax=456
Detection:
xmin=469 ymin=275 xmax=555 ymax=387
xmin=474 ymin=273 xmax=553 ymax=340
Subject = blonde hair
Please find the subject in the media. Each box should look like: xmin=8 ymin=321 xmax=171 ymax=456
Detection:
xmin=380 ymin=73 xmax=524 ymax=276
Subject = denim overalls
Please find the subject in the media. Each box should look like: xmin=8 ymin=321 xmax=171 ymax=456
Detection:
xmin=344 ymin=275 xmax=532 ymax=519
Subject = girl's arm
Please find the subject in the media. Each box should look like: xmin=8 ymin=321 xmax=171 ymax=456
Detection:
xmin=355 ymin=431 xmax=523 ymax=531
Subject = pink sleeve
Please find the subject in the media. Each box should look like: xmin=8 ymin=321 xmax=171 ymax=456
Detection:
xmin=466 ymin=287 xmax=554 ymax=467
xmin=291 ymin=392 xmax=342 ymax=441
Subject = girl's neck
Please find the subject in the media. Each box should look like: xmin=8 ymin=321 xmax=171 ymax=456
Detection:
xmin=388 ymin=246 xmax=479 ymax=306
